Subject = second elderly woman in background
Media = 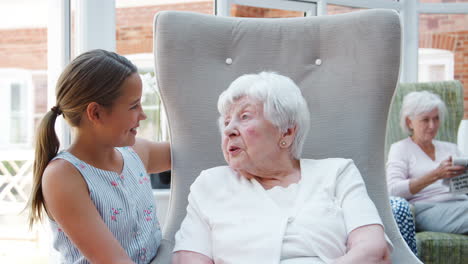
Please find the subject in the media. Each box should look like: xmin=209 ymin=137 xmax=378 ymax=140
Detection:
xmin=172 ymin=72 xmax=391 ymax=264
xmin=387 ymin=90 xmax=468 ymax=234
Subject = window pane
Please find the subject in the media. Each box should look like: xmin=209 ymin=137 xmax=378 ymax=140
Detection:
xmin=10 ymin=82 xmax=27 ymax=143
xmin=230 ymin=4 xmax=305 ymax=17
xmin=327 ymin=4 xmax=368 ymax=15
xmin=419 ymin=13 xmax=468 ymax=86
xmin=116 ymin=0 xmax=213 ymax=54
xmin=10 ymin=83 xmax=21 ymax=112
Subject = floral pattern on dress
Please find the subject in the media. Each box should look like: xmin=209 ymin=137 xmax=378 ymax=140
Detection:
xmin=111 ymin=208 xmax=123 ymax=221
xmin=139 ymin=248 xmax=147 ymax=262
xmin=143 ymin=206 xmax=154 ymax=221
xmin=139 ymin=172 xmax=149 ymax=184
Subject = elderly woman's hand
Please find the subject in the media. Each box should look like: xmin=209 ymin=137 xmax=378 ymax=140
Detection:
xmin=332 ymin=224 xmax=390 ymax=264
xmin=172 ymin=251 xmax=214 ymax=264
xmin=333 ymin=225 xmax=392 ymax=264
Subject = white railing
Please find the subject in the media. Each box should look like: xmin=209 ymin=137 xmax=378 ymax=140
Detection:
xmin=0 ymin=149 xmax=38 ymax=245
xmin=0 ymin=149 xmax=52 ymax=263
xmin=0 ymin=149 xmax=34 ymax=214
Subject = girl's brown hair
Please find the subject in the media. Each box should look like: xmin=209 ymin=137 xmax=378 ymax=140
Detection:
xmin=28 ymin=49 xmax=137 ymax=228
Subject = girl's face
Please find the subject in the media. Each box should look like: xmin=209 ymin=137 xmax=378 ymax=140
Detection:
xmin=99 ymin=73 xmax=147 ymax=147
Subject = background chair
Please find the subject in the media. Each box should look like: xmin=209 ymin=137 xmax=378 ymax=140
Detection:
xmin=152 ymin=9 xmax=420 ymax=263
xmin=385 ymin=80 xmax=468 ymax=264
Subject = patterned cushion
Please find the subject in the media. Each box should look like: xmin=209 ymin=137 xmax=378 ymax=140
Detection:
xmin=416 ymin=232 xmax=468 ymax=264
xmin=390 ymin=197 xmax=418 ymax=255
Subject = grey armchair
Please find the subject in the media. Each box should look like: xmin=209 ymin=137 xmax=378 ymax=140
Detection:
xmin=152 ymin=9 xmax=420 ymax=263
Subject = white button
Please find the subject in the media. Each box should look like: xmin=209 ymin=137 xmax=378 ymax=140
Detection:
xmin=315 ymin=59 xmax=322 ymax=65
xmin=225 ymin=58 xmax=233 ymax=65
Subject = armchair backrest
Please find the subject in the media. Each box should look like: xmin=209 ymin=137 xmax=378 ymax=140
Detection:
xmin=385 ymin=81 xmax=464 ymax=159
xmin=153 ymin=10 xmax=420 ymax=263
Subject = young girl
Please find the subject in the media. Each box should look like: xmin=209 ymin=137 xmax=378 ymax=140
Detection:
xmin=28 ymin=49 xmax=171 ymax=264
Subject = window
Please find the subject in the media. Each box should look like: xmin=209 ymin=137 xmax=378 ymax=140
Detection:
xmin=0 ymin=70 xmax=35 ymax=148
xmin=419 ymin=48 xmax=454 ymax=82
xmin=0 ymin=1 xmax=48 ymax=261
xmin=230 ymin=4 xmax=305 ymax=18
xmin=10 ymin=82 xmax=27 ymax=143
xmin=419 ymin=13 xmax=468 ymax=85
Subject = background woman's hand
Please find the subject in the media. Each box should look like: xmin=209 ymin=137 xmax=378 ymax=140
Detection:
xmin=434 ymin=157 xmax=466 ymax=180
xmin=409 ymin=156 xmax=465 ymax=195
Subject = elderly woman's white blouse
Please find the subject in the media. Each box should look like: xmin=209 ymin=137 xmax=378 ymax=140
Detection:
xmin=173 ymin=159 xmax=385 ymax=264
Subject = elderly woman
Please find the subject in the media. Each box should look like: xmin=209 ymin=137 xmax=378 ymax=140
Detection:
xmin=172 ymin=72 xmax=391 ymax=264
xmin=387 ymin=90 xmax=468 ymax=234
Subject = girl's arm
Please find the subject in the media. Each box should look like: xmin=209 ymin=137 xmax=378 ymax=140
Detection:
xmin=333 ymin=224 xmax=390 ymax=264
xmin=42 ymin=159 xmax=135 ymax=264
xmin=133 ymin=138 xmax=171 ymax=174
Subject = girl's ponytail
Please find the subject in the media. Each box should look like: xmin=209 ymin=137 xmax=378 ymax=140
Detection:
xmin=28 ymin=109 xmax=60 ymax=228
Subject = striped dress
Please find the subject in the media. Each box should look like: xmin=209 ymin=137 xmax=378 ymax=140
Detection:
xmin=49 ymin=147 xmax=161 ymax=263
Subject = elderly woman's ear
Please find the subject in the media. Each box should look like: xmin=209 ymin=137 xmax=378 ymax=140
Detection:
xmin=405 ymin=117 xmax=413 ymax=131
xmin=279 ymin=126 xmax=297 ymax=148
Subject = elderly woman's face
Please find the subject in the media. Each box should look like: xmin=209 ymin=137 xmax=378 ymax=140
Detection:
xmin=407 ymin=108 xmax=440 ymax=143
xmin=221 ymin=96 xmax=283 ymax=172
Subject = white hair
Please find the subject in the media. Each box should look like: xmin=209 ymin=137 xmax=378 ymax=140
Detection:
xmin=400 ymin=90 xmax=447 ymax=135
xmin=217 ymin=71 xmax=310 ymax=159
